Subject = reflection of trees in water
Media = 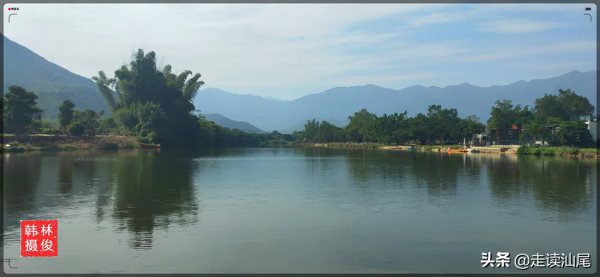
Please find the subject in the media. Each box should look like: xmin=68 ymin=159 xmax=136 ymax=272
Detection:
xmin=3 ymin=153 xmax=43 ymax=230
xmin=109 ymin=150 xmax=200 ymax=250
xmin=302 ymin=147 xmax=344 ymax=177
xmin=406 ymin=153 xmax=462 ymax=201
xmin=342 ymin=151 xmax=464 ymax=201
xmin=58 ymin=155 xmax=74 ymax=195
xmin=344 ymin=149 xmax=407 ymax=185
xmin=486 ymin=154 xmax=596 ymax=218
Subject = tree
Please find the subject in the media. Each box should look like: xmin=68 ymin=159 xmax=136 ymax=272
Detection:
xmin=427 ymin=105 xmax=459 ymax=146
xmin=98 ymin=117 xmax=119 ymax=135
xmin=92 ymin=49 xmax=205 ymax=146
xmin=41 ymin=119 xmax=56 ymax=129
xmin=3 ymin=86 xmax=39 ymax=134
xmin=409 ymin=113 xmax=433 ymax=145
xmin=452 ymin=115 xmax=486 ymax=145
xmin=67 ymin=122 xmax=85 ymax=136
xmin=73 ymin=109 xmax=104 ymax=136
xmin=347 ymin=109 xmax=377 ymax=143
xmin=317 ymin=121 xmax=342 ymax=143
xmin=58 ymin=100 xmax=76 ymax=131
xmin=534 ymin=89 xmax=595 ymax=120
xmin=303 ymin=119 xmax=319 ymax=142
xmin=372 ymin=112 xmax=408 ymax=144
xmin=130 ymin=102 xmax=166 ymax=143
xmin=487 ymin=99 xmax=532 ymax=141
xmin=556 ymin=120 xmax=593 ymax=147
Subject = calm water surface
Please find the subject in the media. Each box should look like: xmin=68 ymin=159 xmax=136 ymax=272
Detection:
xmin=2 ymin=148 xmax=597 ymax=273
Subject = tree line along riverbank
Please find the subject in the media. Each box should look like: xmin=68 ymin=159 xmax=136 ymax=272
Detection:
xmin=2 ymin=48 xmax=598 ymax=153
xmin=306 ymin=142 xmax=598 ymax=158
xmin=1 ymin=135 xmax=139 ymax=152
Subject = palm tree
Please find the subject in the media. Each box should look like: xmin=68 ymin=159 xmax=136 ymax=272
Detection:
xmin=91 ymin=71 xmax=118 ymax=112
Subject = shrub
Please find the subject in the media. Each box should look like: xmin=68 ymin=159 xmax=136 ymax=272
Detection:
xmin=67 ymin=122 xmax=85 ymax=136
xmin=568 ymin=147 xmax=579 ymax=155
xmin=529 ymin=147 xmax=542 ymax=155
xmin=41 ymin=128 xmax=60 ymax=135
xmin=579 ymin=148 xmax=598 ymax=157
xmin=517 ymin=146 xmax=529 ymax=154
xmin=30 ymin=120 xmax=42 ymax=131
xmin=541 ymin=147 xmax=555 ymax=155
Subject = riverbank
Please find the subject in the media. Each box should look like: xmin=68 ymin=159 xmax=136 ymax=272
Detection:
xmin=1 ymin=136 xmax=140 ymax=153
xmin=305 ymin=142 xmax=598 ymax=158
xmin=308 ymin=142 xmax=467 ymax=150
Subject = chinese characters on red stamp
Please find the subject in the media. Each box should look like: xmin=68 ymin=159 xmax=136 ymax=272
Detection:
xmin=21 ymin=220 xmax=58 ymax=257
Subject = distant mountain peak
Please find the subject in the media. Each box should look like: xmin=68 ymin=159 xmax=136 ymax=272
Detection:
xmin=264 ymin=96 xmax=286 ymax=102
xmin=562 ymin=70 xmax=584 ymax=76
xmin=3 ymin=35 xmax=108 ymax=119
xmin=203 ymin=113 xmax=264 ymax=133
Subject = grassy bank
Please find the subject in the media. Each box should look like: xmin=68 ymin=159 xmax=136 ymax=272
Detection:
xmin=257 ymin=140 xmax=295 ymax=148
xmin=308 ymin=142 xmax=390 ymax=149
xmin=305 ymin=142 xmax=466 ymax=150
xmin=301 ymin=142 xmax=598 ymax=158
xmin=1 ymin=136 xmax=140 ymax=153
xmin=517 ymin=145 xmax=598 ymax=158
xmin=414 ymin=145 xmax=464 ymax=150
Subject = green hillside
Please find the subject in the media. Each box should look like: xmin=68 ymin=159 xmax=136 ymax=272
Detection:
xmin=203 ymin=113 xmax=265 ymax=133
xmin=3 ymin=35 xmax=108 ymax=120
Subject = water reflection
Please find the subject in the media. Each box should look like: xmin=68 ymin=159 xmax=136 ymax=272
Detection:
xmin=3 ymin=153 xmax=43 ymax=229
xmin=487 ymin=154 xmax=596 ymax=220
xmin=3 ymin=149 xmax=202 ymax=250
xmin=58 ymin=155 xmax=74 ymax=196
xmin=107 ymin=150 xmax=200 ymax=249
xmin=336 ymin=149 xmax=595 ymax=217
xmin=2 ymin=148 xmax=596 ymax=258
xmin=342 ymin=150 xmax=462 ymax=200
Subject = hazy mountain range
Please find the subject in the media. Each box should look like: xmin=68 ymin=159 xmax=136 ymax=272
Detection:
xmin=263 ymin=96 xmax=286 ymax=102
xmin=3 ymin=35 xmax=597 ymax=133
xmin=3 ymin=36 xmax=109 ymax=119
xmin=203 ymin=113 xmax=264 ymax=133
xmin=194 ymin=71 xmax=597 ymax=132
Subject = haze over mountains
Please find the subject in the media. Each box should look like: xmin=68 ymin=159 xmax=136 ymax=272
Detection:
xmin=3 ymin=36 xmax=109 ymax=119
xmin=194 ymin=71 xmax=597 ymax=132
xmin=3 ymin=35 xmax=597 ymax=133
xmin=203 ymin=114 xmax=264 ymax=133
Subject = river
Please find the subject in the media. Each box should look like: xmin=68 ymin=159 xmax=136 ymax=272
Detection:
xmin=2 ymin=147 xmax=597 ymax=273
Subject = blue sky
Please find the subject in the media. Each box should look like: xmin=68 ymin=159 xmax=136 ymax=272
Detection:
xmin=3 ymin=4 xmax=596 ymax=101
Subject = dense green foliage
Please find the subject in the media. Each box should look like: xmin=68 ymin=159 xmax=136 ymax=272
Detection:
xmin=3 ymin=86 xmax=40 ymax=134
xmin=58 ymin=100 xmax=75 ymax=130
xmin=92 ymin=50 xmax=205 ymax=146
xmin=556 ymin=120 xmax=593 ymax=147
xmin=487 ymin=99 xmax=533 ymax=130
xmin=533 ymin=89 xmax=595 ymax=121
xmin=292 ymin=89 xmax=594 ymax=148
xmin=67 ymin=122 xmax=85 ymax=136
xmin=2 ymin=47 xmax=596 ymax=150
xmin=295 ymin=107 xmax=485 ymax=146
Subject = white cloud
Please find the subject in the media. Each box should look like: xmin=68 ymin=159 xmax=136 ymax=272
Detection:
xmin=480 ymin=19 xmax=559 ymax=34
xmin=446 ymin=40 xmax=596 ymax=63
xmin=3 ymin=3 xmax=596 ymax=100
